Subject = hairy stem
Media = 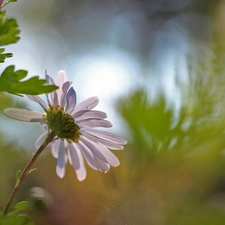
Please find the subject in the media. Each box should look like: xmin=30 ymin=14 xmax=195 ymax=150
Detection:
xmin=2 ymin=131 xmax=56 ymax=216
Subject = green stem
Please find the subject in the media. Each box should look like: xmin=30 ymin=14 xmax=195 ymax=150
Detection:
xmin=2 ymin=131 xmax=56 ymax=216
xmin=0 ymin=0 xmax=15 ymax=9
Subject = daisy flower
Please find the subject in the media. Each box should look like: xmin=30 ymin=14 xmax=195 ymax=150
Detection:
xmin=4 ymin=70 xmax=127 ymax=181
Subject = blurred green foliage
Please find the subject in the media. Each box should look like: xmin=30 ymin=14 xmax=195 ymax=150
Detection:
xmin=117 ymin=86 xmax=225 ymax=160
xmin=0 ymin=202 xmax=33 ymax=225
xmin=116 ymin=84 xmax=225 ymax=224
xmin=1 ymin=214 xmax=33 ymax=225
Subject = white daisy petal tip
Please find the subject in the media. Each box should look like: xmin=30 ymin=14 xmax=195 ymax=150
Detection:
xmin=58 ymin=70 xmax=66 ymax=75
xmin=99 ymin=169 xmax=109 ymax=174
xmin=122 ymin=139 xmax=128 ymax=145
xmin=62 ymin=80 xmax=72 ymax=93
xmin=56 ymin=168 xmax=65 ymax=179
xmin=77 ymin=174 xmax=86 ymax=182
xmin=56 ymin=70 xmax=68 ymax=84
xmin=4 ymin=108 xmax=43 ymax=122
xmin=68 ymin=144 xmax=87 ymax=181
xmin=73 ymin=96 xmax=99 ymax=113
xmin=109 ymin=156 xmax=120 ymax=167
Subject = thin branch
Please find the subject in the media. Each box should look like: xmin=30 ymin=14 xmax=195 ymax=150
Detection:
xmin=2 ymin=131 xmax=56 ymax=216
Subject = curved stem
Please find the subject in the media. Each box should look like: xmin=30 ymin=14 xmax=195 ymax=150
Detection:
xmin=2 ymin=131 xmax=56 ymax=216
xmin=0 ymin=0 xmax=11 ymax=9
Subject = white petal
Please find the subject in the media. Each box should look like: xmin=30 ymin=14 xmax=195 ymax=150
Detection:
xmin=72 ymin=96 xmax=99 ymax=114
xmin=65 ymin=87 xmax=76 ymax=113
xmin=74 ymin=110 xmax=107 ymax=121
xmin=77 ymin=141 xmax=98 ymax=170
xmin=35 ymin=133 xmax=53 ymax=149
xmin=94 ymin=157 xmax=110 ymax=172
xmin=45 ymin=73 xmax=54 ymax=85
xmin=81 ymin=136 xmax=120 ymax=167
xmin=77 ymin=119 xmax=112 ymax=128
xmin=45 ymin=74 xmax=57 ymax=106
xmin=81 ymin=127 xmax=127 ymax=145
xmin=82 ymin=132 xmax=124 ymax=150
xmin=26 ymin=95 xmax=48 ymax=111
xmin=51 ymin=139 xmax=62 ymax=158
xmin=79 ymin=140 xmax=109 ymax=172
xmin=60 ymin=93 xmax=67 ymax=108
xmin=62 ymin=80 xmax=72 ymax=93
xmin=4 ymin=108 xmax=44 ymax=122
xmin=56 ymin=70 xmax=68 ymax=87
xmin=56 ymin=142 xmax=67 ymax=178
xmin=56 ymin=70 xmax=68 ymax=104
xmin=68 ymin=143 xmax=86 ymax=181
xmin=60 ymin=81 xmax=73 ymax=107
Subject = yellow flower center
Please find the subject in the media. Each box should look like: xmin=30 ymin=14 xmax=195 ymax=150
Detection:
xmin=43 ymin=105 xmax=80 ymax=143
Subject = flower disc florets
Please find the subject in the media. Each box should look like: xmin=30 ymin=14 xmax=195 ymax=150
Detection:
xmin=44 ymin=105 xmax=80 ymax=143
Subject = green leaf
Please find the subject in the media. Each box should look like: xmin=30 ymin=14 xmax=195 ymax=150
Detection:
xmin=0 ymin=11 xmax=20 ymax=46
xmin=0 ymin=48 xmax=12 ymax=63
xmin=2 ymin=214 xmax=33 ymax=225
xmin=0 ymin=65 xmax=58 ymax=95
xmin=0 ymin=10 xmax=19 ymax=63
xmin=16 ymin=170 xmax=21 ymax=186
xmin=9 ymin=202 xmax=28 ymax=214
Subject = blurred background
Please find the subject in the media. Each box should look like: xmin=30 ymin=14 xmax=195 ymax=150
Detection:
xmin=1 ymin=0 xmax=225 ymax=224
